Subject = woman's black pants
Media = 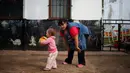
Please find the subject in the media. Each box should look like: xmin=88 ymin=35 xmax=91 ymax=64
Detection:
xmin=65 ymin=50 xmax=85 ymax=65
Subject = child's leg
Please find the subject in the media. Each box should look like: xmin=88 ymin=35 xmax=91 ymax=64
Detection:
xmin=45 ymin=51 xmax=58 ymax=69
xmin=52 ymin=51 xmax=58 ymax=68
xmin=52 ymin=59 xmax=57 ymax=68
xmin=45 ymin=53 xmax=54 ymax=69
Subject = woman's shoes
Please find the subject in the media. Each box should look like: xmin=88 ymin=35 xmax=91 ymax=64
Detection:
xmin=77 ymin=64 xmax=84 ymax=68
xmin=62 ymin=62 xmax=68 ymax=64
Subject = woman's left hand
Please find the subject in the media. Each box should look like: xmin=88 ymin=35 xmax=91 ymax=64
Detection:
xmin=76 ymin=47 xmax=81 ymax=53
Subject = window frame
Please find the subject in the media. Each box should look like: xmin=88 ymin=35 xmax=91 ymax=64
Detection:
xmin=48 ymin=0 xmax=71 ymax=20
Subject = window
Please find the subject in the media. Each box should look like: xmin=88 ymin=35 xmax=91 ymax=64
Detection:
xmin=49 ymin=0 xmax=71 ymax=19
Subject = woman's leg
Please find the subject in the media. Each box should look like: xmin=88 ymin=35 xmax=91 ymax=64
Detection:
xmin=78 ymin=50 xmax=85 ymax=65
xmin=64 ymin=50 xmax=75 ymax=64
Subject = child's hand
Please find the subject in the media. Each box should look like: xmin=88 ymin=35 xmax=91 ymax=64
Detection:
xmin=42 ymin=36 xmax=47 ymax=40
xmin=39 ymin=36 xmax=47 ymax=45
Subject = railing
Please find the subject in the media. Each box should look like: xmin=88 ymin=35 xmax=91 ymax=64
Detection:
xmin=102 ymin=19 xmax=130 ymax=52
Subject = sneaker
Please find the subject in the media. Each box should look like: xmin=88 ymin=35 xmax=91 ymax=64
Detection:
xmin=52 ymin=67 xmax=57 ymax=69
xmin=62 ymin=62 xmax=68 ymax=65
xmin=77 ymin=64 xmax=84 ymax=68
xmin=43 ymin=68 xmax=51 ymax=71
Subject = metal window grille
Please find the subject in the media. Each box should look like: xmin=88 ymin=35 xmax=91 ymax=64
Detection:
xmin=49 ymin=0 xmax=71 ymax=19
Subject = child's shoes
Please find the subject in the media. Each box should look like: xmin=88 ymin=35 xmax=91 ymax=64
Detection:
xmin=52 ymin=67 xmax=57 ymax=69
xmin=43 ymin=68 xmax=51 ymax=71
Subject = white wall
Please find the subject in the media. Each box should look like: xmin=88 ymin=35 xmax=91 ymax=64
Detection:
xmin=23 ymin=0 xmax=48 ymax=20
xmin=23 ymin=0 xmax=102 ymax=20
xmin=103 ymin=0 xmax=130 ymax=19
xmin=71 ymin=0 xmax=102 ymax=20
xmin=104 ymin=0 xmax=130 ymax=33
xmin=103 ymin=0 xmax=120 ymax=19
xmin=122 ymin=0 xmax=130 ymax=19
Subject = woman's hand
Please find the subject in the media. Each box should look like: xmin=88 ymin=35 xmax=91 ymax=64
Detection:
xmin=76 ymin=47 xmax=81 ymax=53
xmin=67 ymin=48 xmax=70 ymax=52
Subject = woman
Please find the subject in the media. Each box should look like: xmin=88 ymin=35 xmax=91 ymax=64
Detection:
xmin=58 ymin=19 xmax=91 ymax=68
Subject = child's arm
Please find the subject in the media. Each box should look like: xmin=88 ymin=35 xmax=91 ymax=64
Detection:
xmin=41 ymin=38 xmax=50 ymax=45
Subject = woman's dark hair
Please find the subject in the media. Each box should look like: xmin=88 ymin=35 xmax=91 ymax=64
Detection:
xmin=58 ymin=19 xmax=68 ymax=26
xmin=58 ymin=19 xmax=74 ymax=26
xmin=68 ymin=19 xmax=74 ymax=22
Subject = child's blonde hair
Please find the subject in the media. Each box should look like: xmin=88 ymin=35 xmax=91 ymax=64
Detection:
xmin=47 ymin=28 xmax=56 ymax=36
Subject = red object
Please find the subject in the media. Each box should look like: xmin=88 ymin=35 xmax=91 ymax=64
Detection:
xmin=60 ymin=26 xmax=79 ymax=37
xmin=114 ymin=43 xmax=118 ymax=48
xmin=69 ymin=27 xmax=79 ymax=37
xmin=60 ymin=32 xmax=64 ymax=37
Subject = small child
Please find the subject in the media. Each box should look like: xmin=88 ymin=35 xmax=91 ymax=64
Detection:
xmin=40 ymin=28 xmax=58 ymax=71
